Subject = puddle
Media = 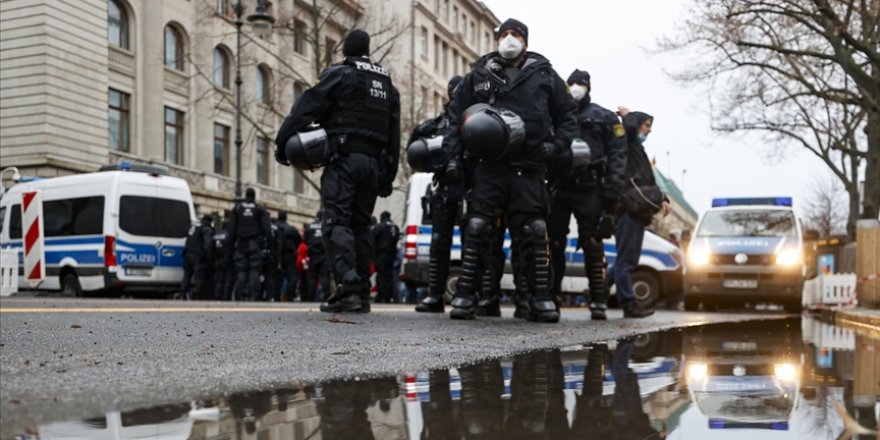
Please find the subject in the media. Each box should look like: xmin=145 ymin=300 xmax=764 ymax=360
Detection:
xmin=12 ymin=317 xmax=880 ymax=439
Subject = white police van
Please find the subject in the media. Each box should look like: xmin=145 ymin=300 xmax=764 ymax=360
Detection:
xmin=0 ymin=163 xmax=196 ymax=296
xmin=683 ymin=197 xmax=812 ymax=312
xmin=400 ymin=173 xmax=684 ymax=307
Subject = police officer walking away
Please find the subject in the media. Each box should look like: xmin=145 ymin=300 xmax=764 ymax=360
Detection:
xmin=181 ymin=214 xmax=214 ymax=300
xmin=548 ymin=69 xmax=627 ymax=320
xmin=371 ymin=211 xmax=400 ymax=303
xmin=409 ymin=75 xmax=464 ymax=313
xmin=275 ymin=29 xmax=401 ymax=313
xmin=442 ymin=18 xmax=577 ymax=322
xmin=228 ymin=188 xmax=273 ymax=301
xmin=213 ymin=212 xmax=234 ymax=300
xmin=275 ymin=211 xmax=302 ymax=301
xmin=303 ymin=211 xmax=330 ymax=302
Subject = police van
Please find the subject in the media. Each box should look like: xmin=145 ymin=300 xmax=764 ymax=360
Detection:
xmin=0 ymin=163 xmax=196 ymax=296
xmin=683 ymin=197 xmax=813 ymax=312
xmin=400 ymin=172 xmax=684 ymax=307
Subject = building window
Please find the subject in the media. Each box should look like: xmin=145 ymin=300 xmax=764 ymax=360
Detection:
xmin=213 ymin=46 xmax=230 ymax=88
xmin=108 ymin=88 xmax=130 ymax=152
xmin=484 ymin=31 xmax=491 ymax=53
xmin=256 ymin=137 xmax=269 ymax=185
xmin=293 ymin=20 xmax=306 ymax=55
xmin=420 ymin=26 xmax=428 ymax=58
xmin=164 ymin=107 xmax=184 ymax=165
xmin=434 ymin=36 xmax=441 ymax=71
xmin=470 ymin=21 xmax=476 ymax=44
xmin=213 ymin=123 xmax=229 ymax=175
xmin=164 ymin=24 xmax=184 ymax=70
xmin=108 ymin=0 xmax=129 ymax=49
xmin=256 ymin=65 xmax=271 ymax=104
xmin=293 ymin=169 xmax=304 ymax=193
xmin=453 ymin=6 xmax=459 ymax=29
xmin=443 ymin=0 xmax=449 ymax=21
xmin=442 ymin=42 xmax=448 ymax=76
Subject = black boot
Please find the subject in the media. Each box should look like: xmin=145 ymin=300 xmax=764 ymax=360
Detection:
xmin=415 ymin=293 xmax=444 ymax=313
xmin=623 ymin=303 xmax=654 ymax=318
xmin=590 ymin=303 xmax=607 ymax=320
xmin=449 ymin=295 xmax=477 ymax=320
xmin=527 ymin=296 xmax=560 ymax=323
xmin=475 ymin=295 xmax=501 ymax=317
xmin=319 ymin=287 xmax=363 ymax=313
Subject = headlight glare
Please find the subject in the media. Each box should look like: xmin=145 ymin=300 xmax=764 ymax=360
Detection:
xmin=775 ymin=249 xmax=801 ymax=266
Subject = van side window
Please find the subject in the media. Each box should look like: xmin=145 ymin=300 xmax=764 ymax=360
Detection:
xmin=9 ymin=204 xmax=21 ymax=239
xmin=119 ymin=196 xmax=190 ymax=238
xmin=0 ymin=207 xmax=5 ymax=235
xmin=43 ymin=197 xmax=105 ymax=237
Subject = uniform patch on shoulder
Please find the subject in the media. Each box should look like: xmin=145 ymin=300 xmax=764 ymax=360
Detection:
xmin=474 ymin=81 xmax=491 ymax=92
xmin=613 ymin=123 xmax=625 ymax=138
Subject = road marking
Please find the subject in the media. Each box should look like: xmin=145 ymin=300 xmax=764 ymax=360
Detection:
xmin=0 ymin=307 xmax=420 ymax=314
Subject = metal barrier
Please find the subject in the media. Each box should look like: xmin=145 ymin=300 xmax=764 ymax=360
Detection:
xmin=0 ymin=248 xmax=18 ymax=297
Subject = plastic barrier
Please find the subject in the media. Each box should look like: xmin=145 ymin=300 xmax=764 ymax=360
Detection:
xmin=0 ymin=248 xmax=18 ymax=297
xmin=821 ymin=273 xmax=858 ymax=306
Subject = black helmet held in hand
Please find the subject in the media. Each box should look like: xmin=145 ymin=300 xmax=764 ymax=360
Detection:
xmin=460 ymin=104 xmax=525 ymax=161
xmin=406 ymin=135 xmax=445 ymax=173
xmin=285 ymin=128 xmax=330 ymax=170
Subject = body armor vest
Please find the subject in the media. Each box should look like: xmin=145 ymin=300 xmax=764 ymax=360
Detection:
xmin=324 ymin=58 xmax=393 ymax=146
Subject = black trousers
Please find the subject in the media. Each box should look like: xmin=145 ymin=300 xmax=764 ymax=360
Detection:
xmin=214 ymin=259 xmax=233 ymax=300
xmin=233 ymin=239 xmax=265 ymax=301
xmin=548 ymin=186 xmax=608 ymax=307
xmin=278 ymin=254 xmax=298 ymax=300
xmin=181 ymin=258 xmax=207 ymax=299
xmin=321 ymin=153 xmax=379 ymax=294
xmin=427 ymin=182 xmax=462 ymax=297
xmin=374 ymin=253 xmax=396 ymax=303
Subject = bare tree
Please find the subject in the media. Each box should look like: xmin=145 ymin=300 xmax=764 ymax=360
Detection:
xmin=804 ymin=174 xmax=848 ymax=237
xmin=660 ymin=0 xmax=880 ymax=235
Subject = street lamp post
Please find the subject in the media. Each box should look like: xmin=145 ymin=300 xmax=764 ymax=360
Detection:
xmin=233 ymin=0 xmax=275 ymax=199
xmin=0 ymin=167 xmax=21 ymax=198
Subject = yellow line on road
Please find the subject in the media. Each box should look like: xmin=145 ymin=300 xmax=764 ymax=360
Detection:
xmin=0 ymin=307 xmax=415 ymax=314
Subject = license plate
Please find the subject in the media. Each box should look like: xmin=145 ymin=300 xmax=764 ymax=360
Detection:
xmin=723 ymin=279 xmax=758 ymax=289
xmin=125 ymin=267 xmax=152 ymax=277
xmin=721 ymin=341 xmax=757 ymax=351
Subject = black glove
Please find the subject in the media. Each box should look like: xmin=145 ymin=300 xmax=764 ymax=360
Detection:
xmin=596 ymin=212 xmax=617 ymax=239
xmin=378 ymin=179 xmax=393 ymax=197
xmin=444 ymin=158 xmax=462 ymax=182
xmin=274 ymin=145 xmax=290 ymax=166
xmin=529 ymin=142 xmax=556 ymax=162
xmin=600 ymin=187 xmax=620 ymax=211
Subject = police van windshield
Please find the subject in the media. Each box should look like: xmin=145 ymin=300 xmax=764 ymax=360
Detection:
xmin=696 ymin=209 xmax=796 ymax=238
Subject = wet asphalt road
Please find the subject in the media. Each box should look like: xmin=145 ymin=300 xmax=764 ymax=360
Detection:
xmin=0 ymin=297 xmax=789 ymax=436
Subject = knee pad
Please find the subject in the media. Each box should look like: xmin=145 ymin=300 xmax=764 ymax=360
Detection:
xmin=431 ymin=231 xmax=452 ymax=247
xmin=521 ymin=218 xmax=548 ymax=242
xmin=465 ymin=216 xmax=492 ymax=239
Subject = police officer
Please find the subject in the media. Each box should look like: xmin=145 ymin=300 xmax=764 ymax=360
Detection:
xmin=228 ymin=188 xmax=273 ymax=301
xmin=371 ymin=211 xmax=400 ymax=303
xmin=303 ymin=212 xmax=329 ymax=302
xmin=442 ymin=18 xmax=577 ymax=322
xmin=411 ymin=76 xmax=465 ymax=313
xmin=213 ymin=212 xmax=234 ymax=300
xmin=275 ymin=29 xmax=401 ymax=314
xmin=181 ymin=214 xmax=214 ymax=300
xmin=275 ymin=211 xmax=302 ymax=302
xmin=548 ymin=69 xmax=627 ymax=320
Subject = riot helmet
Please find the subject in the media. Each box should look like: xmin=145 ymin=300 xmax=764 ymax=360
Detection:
xmin=460 ymin=104 xmax=525 ymax=160
xmin=285 ymin=128 xmax=330 ymax=170
xmin=406 ymin=135 xmax=445 ymax=173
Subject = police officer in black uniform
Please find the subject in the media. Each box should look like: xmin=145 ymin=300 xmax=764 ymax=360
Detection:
xmin=181 ymin=214 xmax=214 ymax=300
xmin=274 ymin=211 xmax=302 ymax=302
xmin=442 ymin=18 xmax=577 ymax=322
xmin=371 ymin=211 xmax=400 ymax=303
xmin=548 ymin=69 xmax=627 ymax=320
xmin=228 ymin=188 xmax=273 ymax=301
xmin=213 ymin=212 xmax=233 ymax=300
xmin=410 ymin=76 xmax=464 ymax=313
xmin=275 ymin=30 xmax=400 ymax=313
xmin=303 ymin=212 xmax=329 ymax=302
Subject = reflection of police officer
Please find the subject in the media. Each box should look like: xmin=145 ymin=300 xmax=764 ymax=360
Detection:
xmin=275 ymin=211 xmax=302 ymax=302
xmin=548 ymin=70 xmax=627 ymax=321
xmin=228 ymin=390 xmax=272 ymax=436
xmin=275 ymin=30 xmax=400 ymax=314
xmin=413 ymin=76 xmax=464 ymax=313
xmin=213 ymin=214 xmax=233 ymax=300
xmin=181 ymin=215 xmax=214 ymax=300
xmin=505 ymin=350 xmax=568 ymax=439
xmin=611 ymin=339 xmax=666 ymax=440
xmin=443 ymin=18 xmax=577 ymax=322
xmin=421 ymin=369 xmax=457 ymax=439
xmin=228 ymin=188 xmax=273 ymax=301
xmin=571 ymin=343 xmax=614 ymax=437
xmin=459 ymin=360 xmax=504 ymax=439
xmin=371 ymin=211 xmax=399 ymax=303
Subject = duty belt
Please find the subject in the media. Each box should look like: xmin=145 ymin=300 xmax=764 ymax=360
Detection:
xmin=334 ymin=134 xmax=382 ymax=159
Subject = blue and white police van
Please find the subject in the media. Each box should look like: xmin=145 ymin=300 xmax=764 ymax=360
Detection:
xmin=400 ymin=173 xmax=684 ymax=307
xmin=684 ymin=197 xmax=811 ymax=312
xmin=0 ymin=163 xmax=196 ymax=296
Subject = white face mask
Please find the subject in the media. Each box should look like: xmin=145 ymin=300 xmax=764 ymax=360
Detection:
xmin=569 ymin=84 xmax=587 ymax=102
xmin=498 ymin=35 xmax=524 ymax=60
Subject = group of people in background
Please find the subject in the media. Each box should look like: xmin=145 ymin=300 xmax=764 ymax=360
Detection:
xmin=179 ymin=187 xmax=402 ymax=304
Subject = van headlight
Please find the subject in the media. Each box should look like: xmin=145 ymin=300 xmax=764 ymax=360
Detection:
xmin=688 ymin=248 xmax=711 ymax=267
xmin=775 ymin=249 xmax=802 ymax=267
xmin=687 ymin=362 xmax=708 ymax=381
xmin=774 ymin=363 xmax=798 ymax=382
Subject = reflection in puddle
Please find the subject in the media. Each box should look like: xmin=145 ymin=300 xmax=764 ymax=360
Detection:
xmin=16 ymin=318 xmax=880 ymax=439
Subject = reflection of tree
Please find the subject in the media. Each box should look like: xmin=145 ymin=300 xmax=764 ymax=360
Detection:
xmin=704 ymin=211 xmax=795 ymax=236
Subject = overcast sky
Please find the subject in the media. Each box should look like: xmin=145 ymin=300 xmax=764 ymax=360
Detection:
xmin=480 ymin=0 xmax=853 ymax=218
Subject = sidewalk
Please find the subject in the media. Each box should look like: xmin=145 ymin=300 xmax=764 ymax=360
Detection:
xmin=814 ymin=307 xmax=880 ymax=338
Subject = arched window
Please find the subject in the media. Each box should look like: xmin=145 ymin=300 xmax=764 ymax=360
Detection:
xmin=108 ymin=0 xmax=129 ymax=49
xmin=164 ymin=24 xmax=184 ymax=70
xmin=256 ymin=65 xmax=271 ymax=104
xmin=213 ymin=46 xmax=230 ymax=89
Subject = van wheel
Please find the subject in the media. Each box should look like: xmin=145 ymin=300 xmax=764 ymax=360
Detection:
xmin=443 ymin=267 xmax=461 ymax=304
xmin=61 ymin=273 xmax=82 ymax=297
xmin=632 ymin=270 xmax=660 ymax=308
